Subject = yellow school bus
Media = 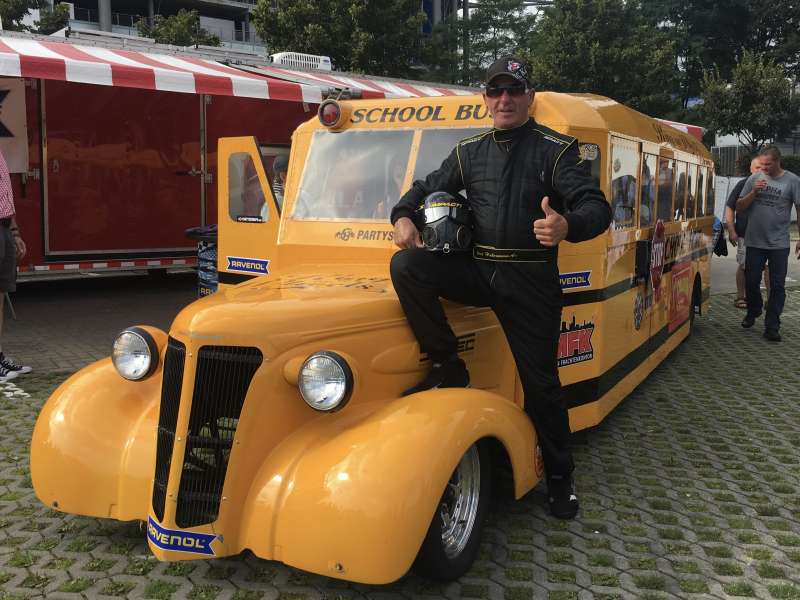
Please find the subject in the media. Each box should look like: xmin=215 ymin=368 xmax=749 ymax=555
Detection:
xmin=30 ymin=92 xmax=713 ymax=584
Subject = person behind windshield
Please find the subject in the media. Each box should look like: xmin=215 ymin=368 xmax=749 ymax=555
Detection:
xmin=272 ymin=154 xmax=288 ymax=209
xmin=389 ymin=55 xmax=612 ymax=520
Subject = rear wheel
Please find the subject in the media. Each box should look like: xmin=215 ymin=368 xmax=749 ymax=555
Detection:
xmin=413 ymin=442 xmax=492 ymax=581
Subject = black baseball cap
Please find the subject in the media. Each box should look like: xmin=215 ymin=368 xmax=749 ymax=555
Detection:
xmin=485 ymin=55 xmax=531 ymax=88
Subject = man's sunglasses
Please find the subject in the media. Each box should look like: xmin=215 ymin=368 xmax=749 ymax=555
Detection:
xmin=485 ymin=84 xmax=528 ymax=98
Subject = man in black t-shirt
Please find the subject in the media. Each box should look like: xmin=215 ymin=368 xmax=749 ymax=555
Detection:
xmin=724 ymin=157 xmax=768 ymax=307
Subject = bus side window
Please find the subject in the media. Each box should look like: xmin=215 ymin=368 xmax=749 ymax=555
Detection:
xmin=706 ymin=169 xmax=715 ymax=216
xmin=656 ymin=157 xmax=674 ymax=222
xmin=610 ymin=140 xmax=639 ymax=229
xmin=674 ymin=161 xmax=687 ymax=221
xmin=687 ymin=164 xmax=697 ymax=219
xmin=696 ymin=166 xmax=706 ymax=217
xmin=640 ymin=154 xmax=657 ymax=228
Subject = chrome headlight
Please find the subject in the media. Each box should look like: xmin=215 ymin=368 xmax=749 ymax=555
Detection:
xmin=298 ymin=351 xmax=353 ymax=412
xmin=112 ymin=327 xmax=158 ymax=381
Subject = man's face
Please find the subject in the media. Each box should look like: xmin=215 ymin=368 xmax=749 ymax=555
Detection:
xmin=759 ymin=155 xmax=780 ymax=177
xmin=482 ymin=75 xmax=533 ymax=130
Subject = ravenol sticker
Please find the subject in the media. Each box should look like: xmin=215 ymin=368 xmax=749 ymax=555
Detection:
xmin=147 ymin=517 xmax=218 ymax=556
xmin=559 ymin=270 xmax=591 ymax=290
xmin=226 ymin=256 xmax=270 ymax=276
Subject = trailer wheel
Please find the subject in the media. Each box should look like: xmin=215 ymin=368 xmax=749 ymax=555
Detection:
xmin=413 ymin=442 xmax=492 ymax=581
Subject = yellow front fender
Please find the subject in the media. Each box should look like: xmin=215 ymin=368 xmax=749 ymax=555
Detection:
xmin=31 ymin=327 xmax=167 ymax=520
xmin=239 ymin=388 xmax=538 ymax=584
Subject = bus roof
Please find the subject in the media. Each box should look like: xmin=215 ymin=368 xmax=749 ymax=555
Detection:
xmin=303 ymin=92 xmax=710 ymax=160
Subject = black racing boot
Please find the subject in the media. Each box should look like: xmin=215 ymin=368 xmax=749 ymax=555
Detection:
xmin=402 ymin=357 xmax=469 ymax=396
xmin=547 ymin=474 xmax=579 ymax=520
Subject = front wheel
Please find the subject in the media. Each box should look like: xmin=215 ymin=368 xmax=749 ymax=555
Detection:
xmin=413 ymin=442 xmax=492 ymax=581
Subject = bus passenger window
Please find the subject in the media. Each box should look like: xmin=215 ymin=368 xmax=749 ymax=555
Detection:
xmin=610 ymin=142 xmax=639 ymax=229
xmin=640 ymin=154 xmax=657 ymax=227
xmin=686 ymin=164 xmax=697 ymax=219
xmin=656 ymin=157 xmax=674 ymax=222
xmin=696 ymin=167 xmax=706 ymax=217
xmin=674 ymin=161 xmax=687 ymax=220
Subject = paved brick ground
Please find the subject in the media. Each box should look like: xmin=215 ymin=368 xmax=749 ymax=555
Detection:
xmin=0 ymin=273 xmax=799 ymax=599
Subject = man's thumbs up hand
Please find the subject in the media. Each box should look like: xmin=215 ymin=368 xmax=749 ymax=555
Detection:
xmin=533 ymin=196 xmax=568 ymax=247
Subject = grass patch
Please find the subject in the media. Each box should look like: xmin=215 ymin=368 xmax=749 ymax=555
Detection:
xmin=722 ymin=581 xmax=755 ymax=596
xmin=703 ymin=545 xmax=733 ymax=558
xmin=755 ymin=563 xmax=785 ymax=578
xmin=102 ymin=580 xmax=137 ymax=597
xmin=505 ymin=567 xmax=534 ymax=582
xmin=768 ymin=583 xmax=800 ymax=599
xmin=58 ymin=577 xmax=95 ymax=593
xmin=188 ymin=585 xmax=221 ymax=600
xmin=588 ymin=554 xmax=614 ymax=567
xmin=591 ymin=572 xmax=619 ymax=587
xmin=144 ymin=580 xmax=180 ymax=600
xmin=633 ymin=574 xmax=665 ymax=590
xmin=672 ymin=560 xmax=700 ymax=573
xmin=504 ymin=588 xmax=532 ymax=600
xmin=547 ymin=570 xmax=575 ymax=584
xmin=547 ymin=551 xmax=573 ymax=565
xmin=679 ymin=579 xmax=709 ymax=594
xmin=713 ymin=561 xmax=744 ymax=576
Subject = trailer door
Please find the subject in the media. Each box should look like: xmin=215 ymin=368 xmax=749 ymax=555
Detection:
xmin=216 ymin=137 xmax=281 ymax=289
xmin=43 ymin=82 xmax=202 ymax=259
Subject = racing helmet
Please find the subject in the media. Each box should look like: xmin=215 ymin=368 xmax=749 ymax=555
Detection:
xmin=418 ymin=191 xmax=473 ymax=253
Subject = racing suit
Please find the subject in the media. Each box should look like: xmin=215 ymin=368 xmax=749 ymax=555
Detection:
xmin=390 ymin=118 xmax=611 ymax=477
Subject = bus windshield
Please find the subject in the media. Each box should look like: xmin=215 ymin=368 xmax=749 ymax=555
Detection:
xmin=293 ymin=129 xmax=414 ymax=222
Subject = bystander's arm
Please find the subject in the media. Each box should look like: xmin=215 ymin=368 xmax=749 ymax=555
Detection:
xmin=724 ymin=206 xmax=737 ymax=244
xmin=9 ymin=217 xmax=25 ymax=260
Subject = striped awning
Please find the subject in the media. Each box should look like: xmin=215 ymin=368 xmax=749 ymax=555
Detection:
xmin=242 ymin=64 xmax=476 ymax=99
xmin=0 ymin=36 xmax=319 ymax=102
xmin=657 ymin=118 xmax=705 ymax=142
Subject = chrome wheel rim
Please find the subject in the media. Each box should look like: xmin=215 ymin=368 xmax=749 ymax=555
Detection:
xmin=440 ymin=445 xmax=481 ymax=559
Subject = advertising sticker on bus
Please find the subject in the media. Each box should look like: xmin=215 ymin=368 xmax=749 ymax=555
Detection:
xmin=650 ymin=220 xmax=666 ymax=300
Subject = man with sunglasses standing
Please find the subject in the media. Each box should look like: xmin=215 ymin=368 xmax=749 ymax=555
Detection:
xmin=390 ymin=56 xmax=611 ymax=519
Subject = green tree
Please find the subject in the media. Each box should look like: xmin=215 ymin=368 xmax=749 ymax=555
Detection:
xmin=34 ymin=2 xmax=69 ymax=34
xmin=459 ymin=0 xmax=536 ymax=86
xmin=0 ymin=0 xmax=45 ymax=31
xmin=528 ymin=0 xmax=679 ymax=117
xmin=136 ymin=9 xmax=220 ymax=47
xmin=745 ymin=0 xmax=800 ymax=80
xmin=418 ymin=15 xmax=462 ymax=84
xmin=700 ymin=51 xmax=800 ymax=153
xmin=251 ymin=0 xmax=425 ymax=77
xmin=642 ymin=0 xmax=750 ymax=107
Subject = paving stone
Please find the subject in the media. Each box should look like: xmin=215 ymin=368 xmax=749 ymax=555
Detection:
xmin=2 ymin=275 xmax=800 ymax=598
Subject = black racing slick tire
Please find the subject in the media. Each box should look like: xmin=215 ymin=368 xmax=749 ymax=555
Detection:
xmin=412 ymin=441 xmax=492 ymax=581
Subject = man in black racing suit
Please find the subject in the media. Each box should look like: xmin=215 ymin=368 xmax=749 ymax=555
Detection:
xmin=389 ymin=56 xmax=612 ymax=519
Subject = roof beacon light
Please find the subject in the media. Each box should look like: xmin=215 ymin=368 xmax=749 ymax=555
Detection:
xmin=319 ymin=100 xmax=343 ymax=128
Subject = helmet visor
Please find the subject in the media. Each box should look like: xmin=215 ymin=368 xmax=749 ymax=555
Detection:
xmin=423 ymin=202 xmax=463 ymax=224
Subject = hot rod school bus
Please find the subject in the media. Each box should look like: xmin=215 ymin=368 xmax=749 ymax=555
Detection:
xmin=31 ymin=92 xmax=713 ymax=584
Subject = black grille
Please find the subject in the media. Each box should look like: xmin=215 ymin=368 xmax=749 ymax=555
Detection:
xmin=152 ymin=337 xmax=186 ymax=522
xmin=175 ymin=345 xmax=262 ymax=528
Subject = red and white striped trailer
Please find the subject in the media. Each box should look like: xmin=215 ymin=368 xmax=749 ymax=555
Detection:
xmin=0 ymin=33 xmax=470 ymax=276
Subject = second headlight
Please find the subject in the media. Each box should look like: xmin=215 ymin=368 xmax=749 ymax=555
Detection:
xmin=298 ymin=351 xmax=353 ymax=412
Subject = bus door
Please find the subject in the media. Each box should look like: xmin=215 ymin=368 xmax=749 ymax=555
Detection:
xmin=608 ymin=137 xmax=650 ymax=353
xmin=215 ymin=137 xmax=282 ymax=292
xmin=646 ymin=152 xmax=677 ymax=341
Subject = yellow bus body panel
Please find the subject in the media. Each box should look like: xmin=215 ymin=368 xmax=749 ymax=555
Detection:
xmin=31 ymin=91 xmax=713 ymax=584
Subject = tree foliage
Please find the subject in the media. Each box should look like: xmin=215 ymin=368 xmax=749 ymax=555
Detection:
xmin=700 ymin=51 xmax=800 ymax=153
xmin=136 ymin=9 xmax=220 ymax=47
xmin=528 ymin=0 xmax=678 ymax=117
xmin=34 ymin=2 xmax=69 ymax=35
xmin=0 ymin=0 xmax=44 ymax=31
xmin=460 ymin=0 xmax=536 ymax=86
xmin=252 ymin=0 xmax=425 ymax=77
